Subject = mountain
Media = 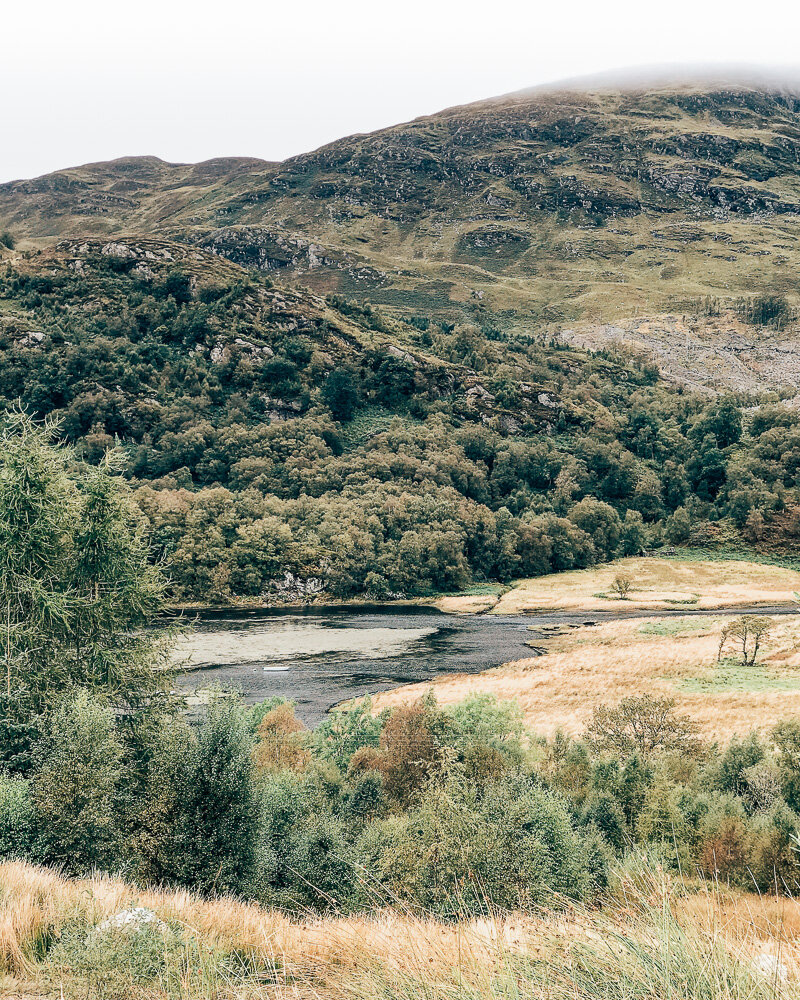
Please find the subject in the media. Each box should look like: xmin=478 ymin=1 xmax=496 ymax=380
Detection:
xmin=2 ymin=79 xmax=800 ymax=601
xmin=3 ymin=80 xmax=800 ymax=328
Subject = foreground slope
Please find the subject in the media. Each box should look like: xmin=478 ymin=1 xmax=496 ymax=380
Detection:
xmin=2 ymin=858 xmax=799 ymax=998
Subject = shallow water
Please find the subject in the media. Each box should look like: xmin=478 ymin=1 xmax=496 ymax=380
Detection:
xmin=174 ymin=602 xmax=799 ymax=726
xmin=175 ymin=606 xmax=538 ymax=725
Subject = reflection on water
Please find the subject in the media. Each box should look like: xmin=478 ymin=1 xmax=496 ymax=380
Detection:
xmin=177 ymin=619 xmax=438 ymax=668
xmin=176 ymin=607 xmax=539 ymax=726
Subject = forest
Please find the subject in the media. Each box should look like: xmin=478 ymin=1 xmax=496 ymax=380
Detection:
xmin=1 ymin=240 xmax=798 ymax=603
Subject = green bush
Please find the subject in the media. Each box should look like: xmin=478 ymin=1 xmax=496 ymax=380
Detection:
xmin=747 ymin=800 xmax=800 ymax=892
xmin=357 ymin=771 xmax=607 ymax=916
xmin=172 ymin=697 xmax=261 ymax=896
xmin=581 ymin=791 xmax=628 ymax=853
xmin=0 ymin=776 xmax=34 ymax=858
xmin=31 ymin=690 xmax=123 ymax=873
xmin=259 ymin=770 xmax=356 ymax=911
xmin=313 ymin=698 xmax=383 ymax=771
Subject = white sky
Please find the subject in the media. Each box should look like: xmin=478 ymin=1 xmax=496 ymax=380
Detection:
xmin=3 ymin=0 xmax=800 ymax=183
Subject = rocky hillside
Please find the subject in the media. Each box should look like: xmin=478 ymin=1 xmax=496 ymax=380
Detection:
xmin=558 ymin=311 xmax=800 ymax=396
xmin=0 ymin=236 xmax=565 ymax=438
xmin=3 ymin=82 xmax=800 ymax=327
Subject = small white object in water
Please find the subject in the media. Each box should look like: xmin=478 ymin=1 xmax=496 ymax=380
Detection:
xmin=262 ymin=666 xmax=290 ymax=672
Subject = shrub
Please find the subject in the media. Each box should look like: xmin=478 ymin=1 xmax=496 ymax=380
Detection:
xmin=587 ymin=694 xmax=700 ymax=758
xmin=314 ymin=698 xmax=383 ymax=772
xmin=160 ymin=270 xmax=192 ymax=304
xmin=697 ymin=795 xmax=750 ymax=884
xmin=358 ymin=771 xmax=607 ymax=915
xmin=342 ymin=770 xmax=386 ymax=825
xmin=742 ymin=294 xmax=791 ymax=330
xmin=636 ymin=778 xmax=690 ymax=848
xmin=173 ymin=698 xmax=261 ymax=895
xmin=581 ymin=791 xmax=628 ymax=852
xmin=540 ymin=731 xmax=591 ymax=804
xmin=254 ymin=702 xmax=310 ymax=772
xmin=444 ymin=692 xmax=525 ymax=782
xmin=321 ymin=368 xmax=360 ymax=421
xmin=0 ymin=231 xmax=14 ymax=250
xmin=743 ymin=759 xmax=783 ymax=812
xmin=31 ymin=689 xmax=123 ymax=873
xmin=0 ymin=777 xmax=34 ymax=859
xmin=704 ymin=731 xmax=765 ymax=798
xmin=610 ymin=574 xmax=633 ymax=599
xmin=47 ymin=917 xmax=186 ymax=1000
xmin=259 ymin=770 xmax=356 ymax=911
xmin=126 ymin=716 xmax=197 ymax=885
xmin=375 ymin=696 xmax=449 ymax=808
xmin=771 ymin=720 xmax=800 ymax=810
xmin=747 ymin=800 xmax=800 ymax=892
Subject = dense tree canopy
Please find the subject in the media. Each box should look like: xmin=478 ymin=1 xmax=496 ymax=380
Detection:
xmin=0 ymin=248 xmax=798 ymax=602
xmin=0 ymin=412 xmax=174 ymax=759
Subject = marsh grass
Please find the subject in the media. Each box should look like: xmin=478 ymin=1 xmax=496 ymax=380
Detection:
xmin=680 ymin=658 xmax=800 ymax=694
xmin=639 ymin=618 xmax=716 ymax=638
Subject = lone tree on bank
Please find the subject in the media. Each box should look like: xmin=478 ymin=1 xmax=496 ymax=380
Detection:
xmin=0 ymin=410 xmax=175 ymax=729
xmin=610 ymin=574 xmax=633 ymax=599
xmin=717 ymin=615 xmax=773 ymax=666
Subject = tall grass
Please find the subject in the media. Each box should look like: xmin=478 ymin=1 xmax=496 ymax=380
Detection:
xmin=1 ymin=857 xmax=799 ymax=998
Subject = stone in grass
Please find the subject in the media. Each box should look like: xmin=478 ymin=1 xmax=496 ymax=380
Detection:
xmin=94 ymin=907 xmax=169 ymax=936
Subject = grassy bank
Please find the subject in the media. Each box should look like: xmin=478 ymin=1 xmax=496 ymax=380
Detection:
xmin=2 ymin=858 xmax=799 ymax=999
xmin=434 ymin=557 xmax=800 ymax=615
xmin=369 ymin=611 xmax=800 ymax=739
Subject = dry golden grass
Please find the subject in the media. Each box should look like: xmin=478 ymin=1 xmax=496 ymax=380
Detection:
xmin=6 ymin=859 xmax=800 ymax=998
xmin=481 ymin=557 xmax=800 ymax=615
xmin=370 ymin=614 xmax=800 ymax=740
xmin=0 ymin=860 xmax=577 ymax=998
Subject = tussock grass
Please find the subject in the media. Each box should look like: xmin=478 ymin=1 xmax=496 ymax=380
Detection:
xmin=3 ymin=858 xmax=800 ymax=998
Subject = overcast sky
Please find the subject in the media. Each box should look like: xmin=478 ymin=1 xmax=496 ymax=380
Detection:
xmin=3 ymin=0 xmax=800 ymax=183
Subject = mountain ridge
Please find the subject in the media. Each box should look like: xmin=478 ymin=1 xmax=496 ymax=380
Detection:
xmin=3 ymin=79 xmax=800 ymax=335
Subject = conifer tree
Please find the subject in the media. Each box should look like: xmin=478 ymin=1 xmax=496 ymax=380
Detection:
xmin=0 ymin=410 xmax=175 ymax=743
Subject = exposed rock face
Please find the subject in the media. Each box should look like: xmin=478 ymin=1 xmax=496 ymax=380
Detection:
xmin=190 ymin=226 xmax=390 ymax=288
xmin=270 ymin=572 xmax=326 ymax=601
xmin=559 ymin=312 xmax=800 ymax=395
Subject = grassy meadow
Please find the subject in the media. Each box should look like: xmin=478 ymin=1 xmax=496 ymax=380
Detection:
xmin=435 ymin=557 xmax=800 ymax=614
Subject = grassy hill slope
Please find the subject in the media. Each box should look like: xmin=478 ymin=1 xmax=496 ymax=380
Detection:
xmin=3 ymin=83 xmax=800 ymax=324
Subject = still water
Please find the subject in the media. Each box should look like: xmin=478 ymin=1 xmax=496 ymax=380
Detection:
xmin=175 ymin=602 xmax=795 ymax=726
xmin=175 ymin=606 xmax=540 ymax=725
